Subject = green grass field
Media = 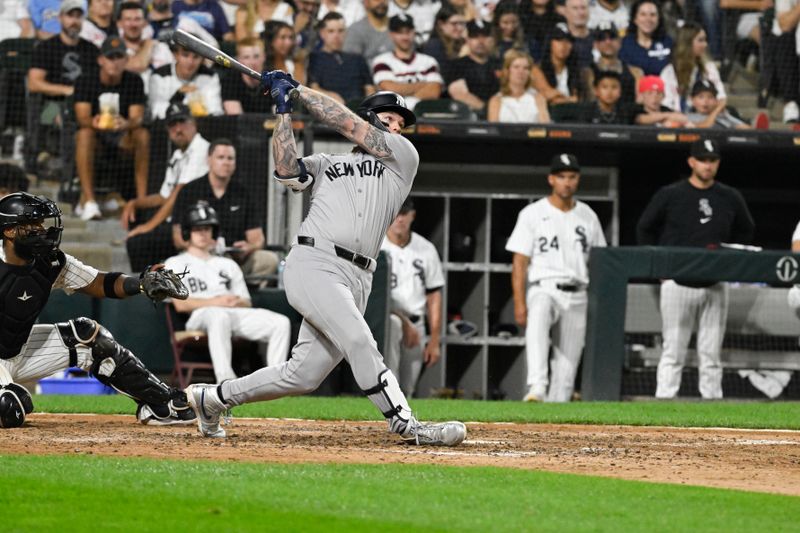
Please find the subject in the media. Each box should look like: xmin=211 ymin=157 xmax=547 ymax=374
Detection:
xmin=3 ymin=395 xmax=798 ymax=531
xmin=34 ymin=394 xmax=800 ymax=429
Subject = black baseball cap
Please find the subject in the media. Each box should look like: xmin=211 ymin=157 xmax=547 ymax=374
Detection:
xmin=690 ymin=139 xmax=721 ymax=160
xmin=691 ymin=79 xmax=717 ymax=97
xmin=550 ymin=153 xmax=580 ymax=173
xmin=548 ymin=22 xmax=574 ymax=42
xmin=165 ymin=103 xmax=192 ymax=125
xmin=389 ymin=14 xmax=415 ymax=32
xmin=467 ymin=19 xmax=491 ymax=37
xmin=399 ymin=198 xmax=415 ymax=213
xmin=593 ymin=21 xmax=618 ymax=40
xmin=100 ymin=36 xmax=127 ymax=58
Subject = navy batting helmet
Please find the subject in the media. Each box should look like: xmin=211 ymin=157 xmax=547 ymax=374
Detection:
xmin=0 ymin=192 xmax=63 ymax=259
xmin=357 ymin=91 xmax=416 ymax=131
xmin=0 ymin=383 xmax=34 ymax=428
xmin=181 ymin=201 xmax=220 ymax=241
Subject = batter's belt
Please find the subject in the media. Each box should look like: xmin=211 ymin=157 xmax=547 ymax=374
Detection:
xmin=296 ymin=236 xmax=377 ymax=272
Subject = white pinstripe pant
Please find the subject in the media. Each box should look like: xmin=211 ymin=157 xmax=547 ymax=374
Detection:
xmin=0 ymin=324 xmax=93 ymax=386
xmin=525 ymin=285 xmax=587 ymax=402
xmin=657 ymin=280 xmax=728 ymax=399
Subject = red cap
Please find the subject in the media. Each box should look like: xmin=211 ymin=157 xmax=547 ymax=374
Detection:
xmin=638 ymin=75 xmax=664 ymax=94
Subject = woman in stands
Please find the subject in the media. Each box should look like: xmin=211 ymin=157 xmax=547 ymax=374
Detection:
xmin=531 ymin=22 xmax=582 ymax=105
xmin=619 ymin=0 xmax=673 ymax=75
xmin=422 ymin=5 xmax=468 ymax=70
xmin=492 ymin=2 xmax=541 ymax=62
xmin=262 ymin=20 xmax=306 ymax=86
xmin=659 ymin=21 xmax=725 ymax=112
xmin=234 ymin=0 xmax=294 ymax=41
xmin=488 ymin=49 xmax=550 ymax=123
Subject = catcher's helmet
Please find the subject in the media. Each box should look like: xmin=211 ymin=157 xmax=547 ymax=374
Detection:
xmin=0 ymin=383 xmax=33 ymax=429
xmin=357 ymin=91 xmax=416 ymax=131
xmin=0 ymin=192 xmax=63 ymax=259
xmin=182 ymin=201 xmax=220 ymax=241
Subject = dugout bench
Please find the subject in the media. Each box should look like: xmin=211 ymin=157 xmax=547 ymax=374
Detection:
xmin=582 ymin=247 xmax=800 ymax=400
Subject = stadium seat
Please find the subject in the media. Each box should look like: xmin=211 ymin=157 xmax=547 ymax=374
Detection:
xmin=414 ymin=99 xmax=474 ymax=121
xmin=164 ymin=302 xmax=257 ymax=388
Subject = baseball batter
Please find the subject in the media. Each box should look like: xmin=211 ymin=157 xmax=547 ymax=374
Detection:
xmin=506 ymin=154 xmax=606 ymax=402
xmin=637 ymin=139 xmax=755 ymax=399
xmin=164 ymin=202 xmax=291 ymax=382
xmin=380 ymin=198 xmax=444 ymax=396
xmin=0 ymin=192 xmax=195 ymax=427
xmin=185 ymin=73 xmax=466 ymax=446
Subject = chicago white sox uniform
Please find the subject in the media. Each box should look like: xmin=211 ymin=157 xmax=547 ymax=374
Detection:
xmin=637 ymin=171 xmax=754 ymax=399
xmin=371 ymin=52 xmax=443 ymax=110
xmin=164 ymin=252 xmax=291 ymax=383
xmin=381 ymin=231 xmax=444 ymax=396
xmin=0 ymin=254 xmax=99 ymax=385
xmin=220 ymin=130 xmax=420 ymax=431
xmin=506 ymin=197 xmax=606 ymax=402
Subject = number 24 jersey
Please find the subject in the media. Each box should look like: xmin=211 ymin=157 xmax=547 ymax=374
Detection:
xmin=505 ymin=197 xmax=606 ymax=285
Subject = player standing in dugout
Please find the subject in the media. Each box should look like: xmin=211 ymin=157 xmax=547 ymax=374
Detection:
xmin=636 ymin=138 xmax=755 ymax=399
xmin=184 ymin=71 xmax=467 ymax=446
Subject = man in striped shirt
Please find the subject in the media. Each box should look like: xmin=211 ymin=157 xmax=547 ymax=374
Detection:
xmin=371 ymin=14 xmax=443 ymax=110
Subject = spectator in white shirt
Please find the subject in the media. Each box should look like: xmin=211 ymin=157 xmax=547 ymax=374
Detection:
xmin=372 ymin=14 xmax=443 ymax=109
xmin=125 ymin=103 xmax=210 ymax=271
xmin=148 ymin=40 xmax=223 ymax=120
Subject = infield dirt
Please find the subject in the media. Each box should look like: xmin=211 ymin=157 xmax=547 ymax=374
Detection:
xmin=2 ymin=414 xmax=799 ymax=496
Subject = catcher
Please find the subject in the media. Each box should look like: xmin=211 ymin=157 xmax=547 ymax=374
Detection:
xmin=0 ymin=192 xmax=195 ymax=428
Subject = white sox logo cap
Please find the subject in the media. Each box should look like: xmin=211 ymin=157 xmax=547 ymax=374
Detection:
xmin=550 ymin=153 xmax=580 ymax=173
xmin=690 ymin=138 xmax=721 ymax=160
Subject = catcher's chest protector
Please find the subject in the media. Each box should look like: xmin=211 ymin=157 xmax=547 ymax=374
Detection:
xmin=0 ymin=251 xmax=66 ymax=359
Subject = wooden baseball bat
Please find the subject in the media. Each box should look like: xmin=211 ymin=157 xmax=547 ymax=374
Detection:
xmin=172 ymin=29 xmax=261 ymax=82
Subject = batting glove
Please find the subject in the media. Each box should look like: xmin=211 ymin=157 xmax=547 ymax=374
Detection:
xmin=271 ymin=78 xmax=295 ymax=114
xmin=260 ymin=70 xmax=299 ymax=92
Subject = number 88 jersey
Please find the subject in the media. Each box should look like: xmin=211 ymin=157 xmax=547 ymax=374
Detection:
xmin=505 ymin=197 xmax=606 ymax=285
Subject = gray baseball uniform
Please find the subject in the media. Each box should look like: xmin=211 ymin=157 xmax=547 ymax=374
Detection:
xmin=220 ymin=130 xmax=420 ymax=433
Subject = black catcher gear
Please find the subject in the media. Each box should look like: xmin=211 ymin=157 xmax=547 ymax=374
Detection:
xmin=0 ymin=383 xmax=33 ymax=428
xmin=0 ymin=192 xmax=63 ymax=260
xmin=357 ymin=91 xmax=416 ymax=131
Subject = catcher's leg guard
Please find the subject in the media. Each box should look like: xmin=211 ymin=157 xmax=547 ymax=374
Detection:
xmin=362 ymin=369 xmax=415 ymax=436
xmin=56 ymin=318 xmax=190 ymax=420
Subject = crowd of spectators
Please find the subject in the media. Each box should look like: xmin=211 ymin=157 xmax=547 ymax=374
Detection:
xmin=0 ymin=0 xmax=791 ymax=265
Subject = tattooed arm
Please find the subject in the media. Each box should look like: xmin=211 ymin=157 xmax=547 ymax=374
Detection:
xmin=292 ymin=86 xmax=393 ymax=159
xmin=272 ymin=114 xmax=301 ymax=176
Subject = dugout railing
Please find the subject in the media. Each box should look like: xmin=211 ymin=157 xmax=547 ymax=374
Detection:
xmin=582 ymin=246 xmax=800 ymax=400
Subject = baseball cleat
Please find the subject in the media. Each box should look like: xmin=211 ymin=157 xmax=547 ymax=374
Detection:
xmin=185 ymin=384 xmax=227 ymax=438
xmin=403 ymin=421 xmax=467 ymax=446
xmin=523 ymin=388 xmax=543 ymax=402
xmin=136 ymin=402 xmax=196 ymax=426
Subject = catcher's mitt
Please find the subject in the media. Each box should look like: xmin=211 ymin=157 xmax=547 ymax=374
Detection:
xmin=140 ymin=266 xmax=189 ymax=302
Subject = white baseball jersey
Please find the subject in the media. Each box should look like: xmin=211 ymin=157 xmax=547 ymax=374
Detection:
xmin=505 ymin=197 xmax=606 ymax=285
xmin=164 ymin=252 xmax=250 ymax=301
xmin=371 ymin=52 xmax=443 ymax=109
xmin=158 ymin=133 xmax=210 ymax=198
xmin=299 ymin=132 xmax=420 ymax=259
xmin=56 ymin=253 xmax=100 ymax=293
xmin=381 ymin=231 xmax=444 ymax=318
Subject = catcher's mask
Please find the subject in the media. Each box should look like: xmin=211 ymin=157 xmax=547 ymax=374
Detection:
xmin=182 ymin=201 xmax=220 ymax=242
xmin=0 ymin=192 xmax=63 ymax=261
xmin=357 ymin=91 xmax=416 ymax=132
